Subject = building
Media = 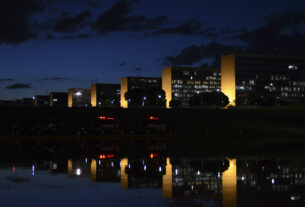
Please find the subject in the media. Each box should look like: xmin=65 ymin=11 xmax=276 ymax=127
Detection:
xmin=120 ymin=77 xmax=162 ymax=108
xmin=34 ymin=95 xmax=50 ymax=107
xmin=91 ymin=83 xmax=120 ymax=107
xmin=68 ymin=88 xmax=91 ymax=107
xmin=50 ymin=92 xmax=68 ymax=107
xmin=162 ymin=66 xmax=221 ymax=108
xmin=221 ymin=53 xmax=305 ymax=105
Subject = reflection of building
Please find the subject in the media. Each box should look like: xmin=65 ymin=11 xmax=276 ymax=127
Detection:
xmin=120 ymin=77 xmax=162 ymax=108
xmin=162 ymin=66 xmax=221 ymax=108
xmin=121 ymin=158 xmax=128 ymax=189
xmin=163 ymin=158 xmax=172 ymax=199
xmin=49 ymin=92 xmax=68 ymax=107
xmin=221 ymin=53 xmax=305 ymax=105
xmin=34 ymin=95 xmax=50 ymax=107
xmin=91 ymin=83 xmax=120 ymax=107
xmin=68 ymin=88 xmax=91 ymax=107
xmin=222 ymin=159 xmax=237 ymax=207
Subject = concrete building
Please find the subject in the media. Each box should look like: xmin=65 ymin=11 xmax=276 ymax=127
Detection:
xmin=68 ymin=88 xmax=91 ymax=107
xmin=50 ymin=92 xmax=68 ymax=107
xmin=34 ymin=95 xmax=50 ymax=107
xmin=221 ymin=53 xmax=305 ymax=105
xmin=91 ymin=83 xmax=120 ymax=107
xmin=162 ymin=66 xmax=221 ymax=108
xmin=120 ymin=77 xmax=162 ymax=108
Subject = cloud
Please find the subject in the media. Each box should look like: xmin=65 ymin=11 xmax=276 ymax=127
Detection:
xmin=0 ymin=78 xmax=15 ymax=82
xmin=119 ymin=61 xmax=127 ymax=66
xmin=153 ymin=19 xmax=217 ymax=38
xmin=6 ymin=83 xmax=31 ymax=90
xmin=163 ymin=42 xmax=240 ymax=67
xmin=93 ymin=0 xmax=167 ymax=34
xmin=53 ymin=11 xmax=92 ymax=33
xmin=0 ymin=0 xmax=45 ymax=44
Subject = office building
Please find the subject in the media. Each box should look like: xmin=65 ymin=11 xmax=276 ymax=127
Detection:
xmin=91 ymin=83 xmax=120 ymax=107
xmin=34 ymin=95 xmax=50 ymax=107
xmin=120 ymin=77 xmax=162 ymax=108
xmin=50 ymin=92 xmax=68 ymax=107
xmin=68 ymin=88 xmax=91 ymax=107
xmin=221 ymin=53 xmax=305 ymax=105
xmin=162 ymin=66 xmax=221 ymax=108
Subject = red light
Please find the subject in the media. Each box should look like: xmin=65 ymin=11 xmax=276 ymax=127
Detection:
xmin=99 ymin=153 xmax=114 ymax=159
xmin=262 ymin=166 xmax=264 ymax=171
xmin=278 ymin=165 xmax=281 ymax=170
xmin=150 ymin=153 xmax=159 ymax=159
xmin=107 ymin=154 xmax=114 ymax=158
xmin=12 ymin=166 xmax=15 ymax=173
xmin=98 ymin=116 xmax=115 ymax=120
xmin=149 ymin=116 xmax=159 ymax=120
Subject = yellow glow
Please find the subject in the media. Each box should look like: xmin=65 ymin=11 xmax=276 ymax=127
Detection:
xmin=162 ymin=67 xmax=172 ymax=108
xmin=120 ymin=158 xmax=128 ymax=189
xmin=68 ymin=159 xmax=72 ymax=177
xmin=68 ymin=89 xmax=73 ymax=107
xmin=49 ymin=161 xmax=53 ymax=174
xmin=120 ymin=77 xmax=128 ymax=108
xmin=49 ymin=94 xmax=54 ymax=107
xmin=91 ymin=84 xmax=97 ymax=107
xmin=221 ymin=54 xmax=236 ymax=106
xmin=91 ymin=159 xmax=97 ymax=182
xmin=162 ymin=157 xmax=172 ymax=199
xmin=222 ymin=159 xmax=237 ymax=207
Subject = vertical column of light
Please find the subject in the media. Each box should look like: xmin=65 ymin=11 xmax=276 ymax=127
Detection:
xmin=91 ymin=159 xmax=97 ymax=182
xmin=34 ymin=96 xmax=38 ymax=107
xmin=221 ymin=54 xmax=236 ymax=106
xmin=68 ymin=89 xmax=73 ymax=107
xmin=120 ymin=77 xmax=128 ymax=108
xmin=121 ymin=158 xmax=128 ymax=189
xmin=91 ymin=84 xmax=97 ymax=107
xmin=68 ymin=159 xmax=73 ymax=177
xmin=49 ymin=93 xmax=54 ymax=107
xmin=49 ymin=161 xmax=53 ymax=174
xmin=222 ymin=159 xmax=237 ymax=207
xmin=162 ymin=157 xmax=173 ymax=199
xmin=162 ymin=67 xmax=172 ymax=108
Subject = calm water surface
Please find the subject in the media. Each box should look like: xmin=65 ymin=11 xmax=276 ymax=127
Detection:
xmin=0 ymin=155 xmax=304 ymax=207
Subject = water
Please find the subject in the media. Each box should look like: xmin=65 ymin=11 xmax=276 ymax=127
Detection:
xmin=1 ymin=154 xmax=305 ymax=207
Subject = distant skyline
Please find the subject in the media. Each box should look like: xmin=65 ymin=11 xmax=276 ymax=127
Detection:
xmin=1 ymin=0 xmax=305 ymax=100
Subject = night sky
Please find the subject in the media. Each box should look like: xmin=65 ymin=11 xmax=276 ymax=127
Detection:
xmin=1 ymin=0 xmax=305 ymax=100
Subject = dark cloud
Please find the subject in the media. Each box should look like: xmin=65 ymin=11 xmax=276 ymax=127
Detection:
xmin=0 ymin=78 xmax=15 ymax=82
xmin=163 ymin=42 xmax=240 ymax=67
xmin=37 ymin=77 xmax=72 ymax=81
xmin=93 ymin=0 xmax=167 ymax=34
xmin=153 ymin=19 xmax=217 ymax=38
xmin=54 ymin=11 xmax=92 ymax=33
xmin=0 ymin=0 xmax=45 ymax=44
xmin=6 ymin=83 xmax=31 ymax=90
xmin=119 ymin=61 xmax=127 ymax=66
xmin=237 ymin=9 xmax=305 ymax=55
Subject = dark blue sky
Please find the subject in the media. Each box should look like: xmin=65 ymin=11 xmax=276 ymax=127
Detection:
xmin=1 ymin=0 xmax=305 ymax=100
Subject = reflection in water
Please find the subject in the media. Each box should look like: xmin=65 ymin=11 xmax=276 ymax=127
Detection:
xmin=121 ymin=158 xmax=128 ymax=189
xmin=3 ymin=156 xmax=305 ymax=206
xmin=222 ymin=159 xmax=237 ymax=207
xmin=163 ymin=157 xmax=172 ymax=199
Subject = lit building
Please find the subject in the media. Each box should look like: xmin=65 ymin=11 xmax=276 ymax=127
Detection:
xmin=91 ymin=83 xmax=120 ymax=107
xmin=68 ymin=88 xmax=91 ymax=107
xmin=49 ymin=92 xmax=68 ymax=107
xmin=162 ymin=66 xmax=221 ymax=108
xmin=221 ymin=53 xmax=305 ymax=105
xmin=120 ymin=77 xmax=162 ymax=108
xmin=34 ymin=95 xmax=50 ymax=107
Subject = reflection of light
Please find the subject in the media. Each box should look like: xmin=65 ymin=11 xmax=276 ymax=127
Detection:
xmin=98 ymin=160 xmax=101 ymax=165
xmin=111 ymin=162 xmax=114 ymax=167
xmin=291 ymin=194 xmax=300 ymax=201
xmin=32 ymin=165 xmax=35 ymax=176
xmin=159 ymin=166 xmax=162 ymax=172
xmin=197 ymin=171 xmax=200 ymax=175
xmin=143 ymin=97 xmax=147 ymax=100
xmin=76 ymin=168 xmax=82 ymax=176
xmin=150 ymin=152 xmax=159 ymax=158
xmin=222 ymin=159 xmax=237 ymax=207
xmin=272 ymin=179 xmax=275 ymax=184
xmin=218 ymin=172 xmax=221 ymax=178
xmin=144 ymin=165 xmax=147 ymax=171
xmin=175 ymin=169 xmax=178 ymax=175
xmin=85 ymin=158 xmax=88 ymax=163
xmin=13 ymin=166 xmax=15 ymax=173
xmin=53 ymin=163 xmax=57 ymax=170
xmin=128 ymin=164 xmax=130 ymax=168
xmin=242 ymin=176 xmax=245 ymax=181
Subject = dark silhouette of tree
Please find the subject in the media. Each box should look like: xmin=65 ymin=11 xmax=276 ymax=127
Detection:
xmin=124 ymin=88 xmax=165 ymax=107
xmin=189 ymin=92 xmax=229 ymax=107
xmin=169 ymin=100 xmax=182 ymax=108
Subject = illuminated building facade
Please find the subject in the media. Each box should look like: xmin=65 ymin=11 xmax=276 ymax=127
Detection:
xmin=120 ymin=77 xmax=162 ymax=108
xmin=34 ymin=95 xmax=50 ymax=107
xmin=162 ymin=66 xmax=221 ymax=107
xmin=221 ymin=53 xmax=305 ymax=105
xmin=91 ymin=83 xmax=120 ymax=107
xmin=49 ymin=92 xmax=68 ymax=107
xmin=68 ymin=88 xmax=91 ymax=107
